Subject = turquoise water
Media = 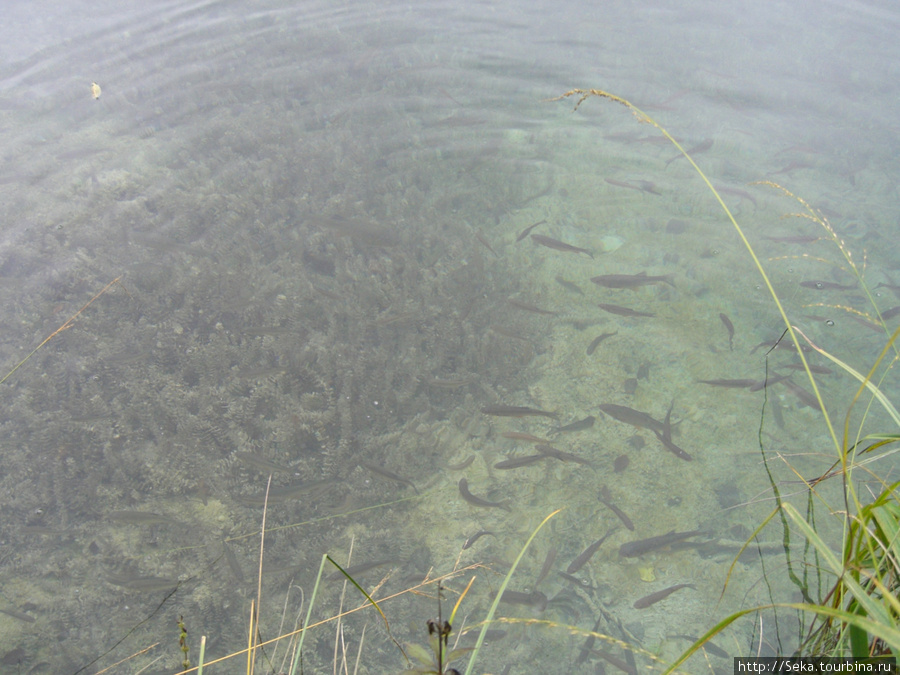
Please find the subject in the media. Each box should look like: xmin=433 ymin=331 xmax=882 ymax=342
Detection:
xmin=0 ymin=0 xmax=898 ymax=672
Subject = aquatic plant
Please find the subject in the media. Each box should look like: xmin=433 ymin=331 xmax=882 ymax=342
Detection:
xmin=551 ymin=88 xmax=900 ymax=667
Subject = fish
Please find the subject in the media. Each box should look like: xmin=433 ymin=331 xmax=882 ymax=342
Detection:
xmin=719 ymin=313 xmax=734 ymax=351
xmin=106 ymin=573 xmax=179 ymax=592
xmin=566 ymin=527 xmax=617 ymax=573
xmin=598 ymin=485 xmax=635 ymax=531
xmin=554 ymin=275 xmax=584 ymax=296
xmin=358 ymin=461 xmax=419 ymax=494
xmin=764 ymin=234 xmax=820 ymax=244
xmin=779 ymin=379 xmax=823 ymax=411
xmin=481 ymin=405 xmax=558 ymax=419
xmin=493 ymin=454 xmax=545 ymax=470
xmin=445 ymin=455 xmax=476 ymax=470
xmin=501 ymin=431 xmax=551 ymax=443
xmin=463 ymin=530 xmax=496 ymax=550
xmin=535 ymin=444 xmax=592 ymax=466
xmin=590 ymin=272 xmax=675 ymax=290
xmin=586 ymin=331 xmax=618 ymax=355
xmin=653 ymin=427 xmax=692 ymax=460
xmin=107 ymin=511 xmax=178 ymax=526
xmin=800 ymin=280 xmax=857 ymax=291
xmin=653 ymin=401 xmax=692 ymax=461
xmin=554 ymin=415 xmax=595 ymax=433
xmin=0 ymin=607 xmax=36 ymax=623
xmin=697 ymin=378 xmax=757 ymax=388
xmin=516 ymin=219 xmax=546 ymax=242
xmin=598 ymin=404 xmax=666 ymax=433
xmin=475 ymin=230 xmax=499 ymax=257
xmin=530 ymin=234 xmax=593 ymax=258
xmin=665 ymin=139 xmax=713 ymax=166
xmin=633 ymin=583 xmax=695 ymax=609
xmin=597 ymin=303 xmax=655 ymax=318
xmin=490 ymin=589 xmax=548 ymax=610
xmin=506 ymin=298 xmax=558 ymax=315
xmin=535 ymin=549 xmax=557 ymax=587
xmin=618 ymin=530 xmax=702 ymax=557
xmin=458 ymin=478 xmax=507 ymax=508
xmin=714 ymin=185 xmax=757 ymax=207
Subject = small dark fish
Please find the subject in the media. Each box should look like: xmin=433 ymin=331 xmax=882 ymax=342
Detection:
xmin=591 ymin=272 xmax=675 ymax=289
xmin=594 ymin=649 xmax=638 ymax=675
xmin=535 ymin=549 xmax=557 ymax=587
xmin=501 ymin=431 xmax=551 ymax=443
xmin=633 ymin=583 xmax=695 ymax=609
xmin=463 ymin=530 xmax=496 ymax=550
xmin=604 ymin=177 xmax=643 ymax=192
xmin=719 ymin=313 xmax=734 ymax=351
xmin=566 ymin=527 xmax=617 ymax=573
xmin=665 ymin=139 xmax=713 ymax=166
xmin=490 ymin=589 xmax=548 ymax=611
xmin=475 ymin=230 xmax=499 ymax=257
xmin=107 ymin=511 xmax=178 ymax=526
xmin=481 ymin=405 xmax=558 ymax=419
xmin=0 ymin=607 xmax=36 ymax=623
xmin=106 ymin=573 xmax=179 ymax=592
xmin=507 ymin=298 xmax=558 ymax=316
xmin=598 ymin=404 xmax=666 ymax=433
xmin=800 ymin=280 xmax=857 ymax=291
xmin=446 ymin=455 xmax=476 ymax=470
xmin=764 ymin=234 xmax=820 ymax=244
xmin=554 ymin=275 xmax=584 ymax=296
xmin=653 ymin=429 xmax=694 ymax=462
xmin=697 ymin=378 xmax=757 ymax=388
xmin=576 ymin=617 xmax=605 ymax=665
xmin=530 ymin=234 xmax=593 ymax=258
xmin=715 ymin=185 xmax=757 ymax=208
xmin=613 ymin=454 xmax=630 ymax=473
xmin=747 ymin=374 xmax=789 ymax=391
xmin=458 ymin=478 xmax=507 ymax=508
xmin=598 ymin=485 xmax=635 ymax=531
xmin=555 ymin=415 xmax=595 ymax=433
xmin=223 ymin=541 xmax=245 ymax=583
xmin=535 ymin=444 xmax=592 ymax=466
xmin=654 ymin=401 xmax=692 ymax=461
xmin=779 ymin=364 xmax=833 ymax=375
xmin=358 ymin=461 xmax=419 ymax=494
xmin=881 ymin=305 xmax=900 ymax=321
xmin=780 ymin=379 xmax=823 ymax=411
xmin=516 ymin=219 xmax=546 ymax=242
xmin=618 ymin=530 xmax=702 ymax=557
xmin=494 ymin=454 xmax=545 ymax=470
xmin=597 ymin=303 xmax=655 ymax=318
xmin=586 ymin=331 xmax=617 ymax=355
xmin=558 ymin=571 xmax=596 ymax=591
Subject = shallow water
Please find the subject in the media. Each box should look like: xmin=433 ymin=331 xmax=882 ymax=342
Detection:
xmin=1 ymin=0 xmax=899 ymax=673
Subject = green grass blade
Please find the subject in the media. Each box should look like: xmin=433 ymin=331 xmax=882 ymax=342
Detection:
xmin=289 ymin=553 xmax=328 ymax=675
xmin=463 ymin=508 xmax=562 ymax=675
xmin=197 ymin=635 xmax=206 ymax=675
xmin=793 ymin=326 xmax=900 ymax=427
xmin=781 ymin=503 xmax=892 ymax=625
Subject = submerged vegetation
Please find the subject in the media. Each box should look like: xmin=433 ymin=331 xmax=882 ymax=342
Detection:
xmin=1 ymin=17 xmax=897 ymax=671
